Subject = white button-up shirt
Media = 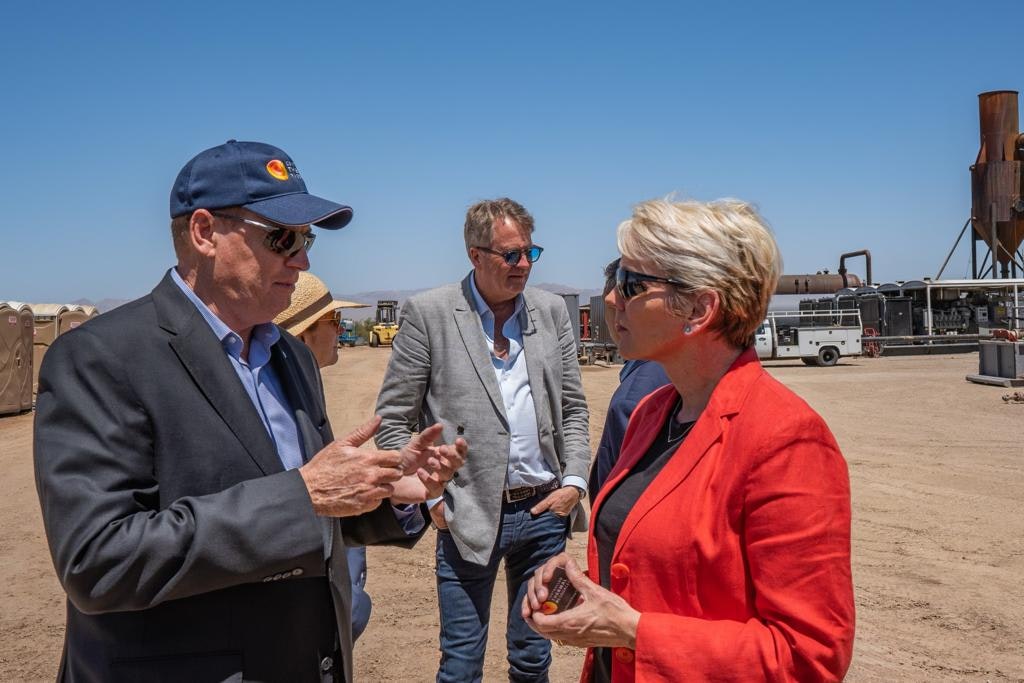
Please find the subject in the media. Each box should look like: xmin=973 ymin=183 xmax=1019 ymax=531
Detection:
xmin=468 ymin=275 xmax=587 ymax=495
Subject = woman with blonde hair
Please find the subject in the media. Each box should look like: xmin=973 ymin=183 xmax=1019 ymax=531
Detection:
xmin=524 ymin=199 xmax=854 ymax=682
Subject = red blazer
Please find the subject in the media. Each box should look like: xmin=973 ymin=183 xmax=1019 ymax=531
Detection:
xmin=583 ymin=349 xmax=854 ymax=682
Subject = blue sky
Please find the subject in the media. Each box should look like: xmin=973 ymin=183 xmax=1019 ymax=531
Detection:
xmin=1 ymin=1 xmax=1021 ymax=303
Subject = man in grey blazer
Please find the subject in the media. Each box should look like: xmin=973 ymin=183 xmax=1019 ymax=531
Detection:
xmin=375 ymin=198 xmax=590 ymax=682
xmin=33 ymin=140 xmax=466 ymax=682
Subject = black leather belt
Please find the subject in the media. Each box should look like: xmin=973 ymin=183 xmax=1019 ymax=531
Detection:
xmin=504 ymin=479 xmax=559 ymax=503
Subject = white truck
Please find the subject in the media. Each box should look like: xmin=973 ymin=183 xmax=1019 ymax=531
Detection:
xmin=754 ymin=310 xmax=863 ymax=366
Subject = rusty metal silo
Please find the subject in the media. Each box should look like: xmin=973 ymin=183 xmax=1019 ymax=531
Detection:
xmin=970 ymin=90 xmax=1024 ymax=277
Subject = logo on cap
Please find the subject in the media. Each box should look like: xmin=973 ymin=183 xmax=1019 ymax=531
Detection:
xmin=266 ymin=160 xmax=289 ymax=181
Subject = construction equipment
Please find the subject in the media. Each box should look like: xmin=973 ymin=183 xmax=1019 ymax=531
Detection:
xmin=338 ymin=318 xmax=358 ymax=347
xmin=368 ymin=300 xmax=399 ymax=347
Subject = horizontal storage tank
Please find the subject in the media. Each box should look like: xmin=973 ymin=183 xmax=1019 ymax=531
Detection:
xmin=776 ymin=273 xmax=863 ymax=295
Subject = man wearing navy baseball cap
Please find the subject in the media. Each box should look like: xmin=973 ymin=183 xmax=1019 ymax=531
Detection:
xmin=34 ymin=141 xmax=467 ymax=682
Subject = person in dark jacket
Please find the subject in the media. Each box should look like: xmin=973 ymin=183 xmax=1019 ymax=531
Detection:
xmin=589 ymin=258 xmax=670 ymax=495
xmin=33 ymin=140 xmax=466 ymax=682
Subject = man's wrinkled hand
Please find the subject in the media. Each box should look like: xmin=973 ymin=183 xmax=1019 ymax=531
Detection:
xmin=530 ymin=486 xmax=580 ymax=517
xmin=299 ymin=415 xmax=404 ymax=517
xmin=398 ymin=423 xmax=468 ymax=500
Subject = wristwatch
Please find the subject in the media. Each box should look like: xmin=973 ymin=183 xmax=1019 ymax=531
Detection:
xmin=569 ymin=485 xmax=586 ymax=500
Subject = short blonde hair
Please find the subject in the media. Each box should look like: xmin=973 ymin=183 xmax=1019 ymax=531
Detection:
xmin=616 ymin=198 xmax=782 ymax=348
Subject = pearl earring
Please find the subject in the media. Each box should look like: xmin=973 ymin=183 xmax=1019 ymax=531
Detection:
xmin=683 ymin=325 xmax=692 ymax=334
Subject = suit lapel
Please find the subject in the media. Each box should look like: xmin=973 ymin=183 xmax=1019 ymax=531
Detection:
xmin=271 ymin=339 xmax=324 ymax=463
xmin=596 ymin=350 xmax=763 ymax=558
xmin=154 ymin=273 xmax=284 ymax=477
xmin=519 ymin=293 xmax=553 ymax=435
xmin=611 ymin=412 xmax=723 ymax=554
xmin=453 ymin=276 xmax=507 ymax=422
xmin=270 ymin=336 xmax=338 ymax=561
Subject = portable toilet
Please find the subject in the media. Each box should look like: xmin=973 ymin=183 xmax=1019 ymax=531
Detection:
xmin=60 ymin=305 xmax=95 ymax=334
xmin=0 ymin=302 xmax=34 ymax=415
xmin=31 ymin=303 xmax=100 ymax=393
xmin=8 ymin=302 xmax=35 ymax=410
xmin=31 ymin=303 xmax=70 ymax=394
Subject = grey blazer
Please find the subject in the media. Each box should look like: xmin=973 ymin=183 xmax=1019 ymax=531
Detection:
xmin=375 ymin=274 xmax=590 ymax=565
xmin=34 ymin=272 xmax=424 ymax=683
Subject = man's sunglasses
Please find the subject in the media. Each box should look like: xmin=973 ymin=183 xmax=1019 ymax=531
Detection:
xmin=616 ymin=266 xmax=687 ymax=300
xmin=211 ymin=212 xmax=316 ymax=257
xmin=474 ymin=245 xmax=544 ymax=266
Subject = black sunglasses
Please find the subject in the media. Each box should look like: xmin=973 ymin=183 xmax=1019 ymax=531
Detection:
xmin=212 ymin=212 xmax=316 ymax=258
xmin=474 ymin=245 xmax=544 ymax=266
xmin=616 ymin=266 xmax=687 ymax=300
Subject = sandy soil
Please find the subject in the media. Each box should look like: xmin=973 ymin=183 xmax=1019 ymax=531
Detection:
xmin=2 ymin=348 xmax=1022 ymax=681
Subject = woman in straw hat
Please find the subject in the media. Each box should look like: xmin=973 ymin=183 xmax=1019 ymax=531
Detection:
xmin=274 ymin=271 xmax=374 ymax=639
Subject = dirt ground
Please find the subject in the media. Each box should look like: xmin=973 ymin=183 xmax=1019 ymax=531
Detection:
xmin=2 ymin=348 xmax=1022 ymax=681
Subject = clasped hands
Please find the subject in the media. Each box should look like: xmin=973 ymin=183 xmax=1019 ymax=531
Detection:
xmin=521 ymin=554 xmax=640 ymax=650
xmin=300 ymin=416 xmax=467 ymax=517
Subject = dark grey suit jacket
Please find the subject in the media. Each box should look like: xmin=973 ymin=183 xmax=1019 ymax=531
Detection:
xmin=33 ymin=272 xmax=423 ymax=683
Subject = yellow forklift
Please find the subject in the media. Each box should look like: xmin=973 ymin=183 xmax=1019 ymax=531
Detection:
xmin=368 ymin=300 xmax=399 ymax=347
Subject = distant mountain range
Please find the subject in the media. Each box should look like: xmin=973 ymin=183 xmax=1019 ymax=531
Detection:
xmin=71 ymin=297 xmax=133 ymax=313
xmin=336 ymin=282 xmax=603 ymax=311
xmin=68 ymin=283 xmax=604 ymax=316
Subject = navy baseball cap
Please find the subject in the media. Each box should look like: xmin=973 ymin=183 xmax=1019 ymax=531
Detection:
xmin=169 ymin=140 xmax=353 ymax=229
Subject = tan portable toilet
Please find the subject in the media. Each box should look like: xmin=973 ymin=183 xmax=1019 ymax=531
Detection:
xmin=1 ymin=302 xmax=34 ymax=415
xmin=31 ymin=303 xmax=69 ymax=395
xmin=60 ymin=305 xmax=94 ymax=335
xmin=30 ymin=303 xmax=100 ymax=395
xmin=5 ymin=302 xmax=35 ymax=411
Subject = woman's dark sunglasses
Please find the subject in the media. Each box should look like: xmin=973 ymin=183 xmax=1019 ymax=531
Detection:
xmin=474 ymin=245 xmax=544 ymax=266
xmin=212 ymin=212 xmax=316 ymax=257
xmin=616 ymin=266 xmax=687 ymax=300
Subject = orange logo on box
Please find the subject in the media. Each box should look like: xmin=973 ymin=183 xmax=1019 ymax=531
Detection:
xmin=266 ymin=159 xmax=289 ymax=181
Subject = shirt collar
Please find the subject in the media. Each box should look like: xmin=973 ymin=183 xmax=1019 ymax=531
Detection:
xmin=169 ymin=267 xmax=280 ymax=362
xmin=468 ymin=271 xmax=525 ymax=322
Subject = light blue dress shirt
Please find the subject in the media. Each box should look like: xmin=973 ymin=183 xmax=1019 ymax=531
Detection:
xmin=171 ymin=268 xmax=304 ymax=470
xmin=170 ymin=269 xmax=424 ymax=532
xmin=468 ymin=274 xmax=588 ymax=495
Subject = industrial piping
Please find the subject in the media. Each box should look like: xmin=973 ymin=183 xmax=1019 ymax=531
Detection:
xmin=838 ymin=250 xmax=872 ymax=289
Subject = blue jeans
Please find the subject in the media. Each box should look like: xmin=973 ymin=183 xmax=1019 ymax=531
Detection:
xmin=435 ymin=498 xmax=568 ymax=683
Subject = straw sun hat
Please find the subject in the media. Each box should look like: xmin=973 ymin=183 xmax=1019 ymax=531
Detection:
xmin=274 ymin=272 xmax=346 ymax=336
